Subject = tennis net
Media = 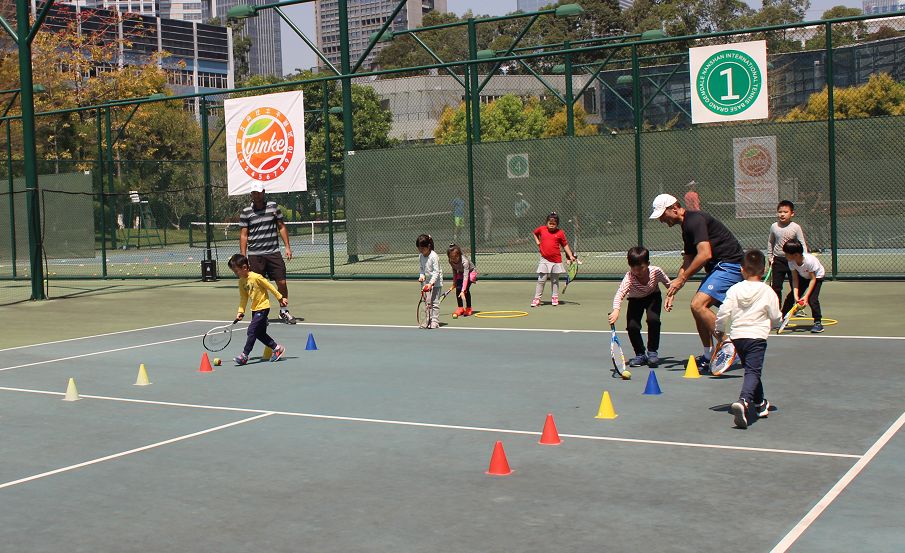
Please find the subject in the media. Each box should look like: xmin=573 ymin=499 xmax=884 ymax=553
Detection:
xmin=189 ymin=220 xmax=347 ymax=249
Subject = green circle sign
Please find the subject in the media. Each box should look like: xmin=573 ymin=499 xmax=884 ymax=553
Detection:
xmin=696 ymin=49 xmax=762 ymax=115
xmin=508 ymin=155 xmax=529 ymax=178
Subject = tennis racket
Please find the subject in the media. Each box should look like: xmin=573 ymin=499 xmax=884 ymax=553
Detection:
xmin=764 ymin=265 xmax=772 ymax=283
xmin=609 ymin=323 xmax=628 ymax=379
xmin=417 ymin=288 xmax=428 ymax=327
xmin=710 ymin=334 xmax=737 ymax=376
xmin=560 ymin=258 xmax=580 ymax=294
xmin=438 ymin=283 xmax=456 ymax=304
xmin=777 ymin=302 xmax=803 ymax=334
xmin=203 ymin=318 xmax=240 ymax=352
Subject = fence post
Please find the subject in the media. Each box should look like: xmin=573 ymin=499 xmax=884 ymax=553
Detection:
xmin=323 ymin=82 xmax=335 ymax=278
xmin=564 ymin=40 xmax=575 ymax=137
xmin=104 ymin=107 xmax=117 ymax=256
xmin=464 ymin=64 xmax=478 ymax=258
xmin=97 ymin=109 xmax=107 ymax=277
xmin=467 ymin=18 xmax=481 ymax=143
xmin=200 ymin=97 xmax=214 ymax=265
xmin=5 ymin=120 xmax=16 ymax=278
xmin=825 ymin=22 xmax=838 ymax=279
xmin=631 ymin=44 xmax=644 ymax=246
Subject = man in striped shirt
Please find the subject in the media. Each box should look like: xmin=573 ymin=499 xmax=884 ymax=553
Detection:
xmin=239 ymin=183 xmax=298 ymax=324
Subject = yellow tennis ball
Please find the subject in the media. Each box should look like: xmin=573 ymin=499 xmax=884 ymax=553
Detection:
xmin=622 ymin=370 xmax=632 ymax=380
xmin=452 ymin=313 xmax=458 ymax=319
xmin=213 ymin=358 xmax=221 ymax=366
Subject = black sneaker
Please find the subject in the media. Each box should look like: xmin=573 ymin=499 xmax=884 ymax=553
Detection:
xmin=646 ymin=352 xmax=660 ymax=368
xmin=695 ymin=355 xmax=711 ymax=374
xmin=628 ymin=354 xmax=648 ymax=367
xmin=730 ymin=399 xmax=749 ymax=429
xmin=756 ymin=399 xmax=771 ymax=418
xmin=811 ymin=322 xmax=824 ymax=333
xmin=280 ymin=310 xmax=298 ymax=324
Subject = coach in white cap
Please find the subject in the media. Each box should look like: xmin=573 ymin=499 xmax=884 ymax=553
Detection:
xmin=650 ymin=193 xmax=744 ymax=371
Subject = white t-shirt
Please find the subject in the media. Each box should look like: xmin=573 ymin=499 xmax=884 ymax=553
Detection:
xmin=788 ymin=253 xmax=825 ymax=279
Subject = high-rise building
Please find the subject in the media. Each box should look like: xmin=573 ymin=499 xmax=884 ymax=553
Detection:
xmin=862 ymin=0 xmax=905 ymax=14
xmin=60 ymin=0 xmax=159 ymax=15
xmin=315 ymin=0 xmax=447 ymax=71
xmin=204 ymin=0 xmax=283 ymax=77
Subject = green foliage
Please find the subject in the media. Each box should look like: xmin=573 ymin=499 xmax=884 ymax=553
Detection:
xmin=543 ymin=104 xmax=598 ymax=137
xmin=779 ymin=73 xmax=905 ymax=121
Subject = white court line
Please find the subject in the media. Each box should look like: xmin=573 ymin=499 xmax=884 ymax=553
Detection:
xmin=0 ymin=320 xmax=202 ymax=352
xmin=0 ymin=334 xmax=206 ymax=372
xmin=770 ymin=411 xmax=905 ymax=552
xmin=0 ymin=413 xmax=273 ymax=490
xmin=0 ymin=386 xmax=861 ymax=460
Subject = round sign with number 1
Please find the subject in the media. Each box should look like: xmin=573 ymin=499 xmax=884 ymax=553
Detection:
xmin=689 ymin=40 xmax=769 ymax=124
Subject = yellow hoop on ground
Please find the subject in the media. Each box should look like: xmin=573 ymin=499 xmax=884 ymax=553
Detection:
xmin=789 ymin=317 xmax=838 ymax=326
xmin=474 ymin=310 xmax=529 ymax=319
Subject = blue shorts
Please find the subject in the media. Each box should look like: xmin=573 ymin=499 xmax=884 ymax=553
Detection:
xmin=697 ymin=262 xmax=743 ymax=305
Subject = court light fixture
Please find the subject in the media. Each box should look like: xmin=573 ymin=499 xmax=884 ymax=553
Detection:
xmin=476 ymin=49 xmax=496 ymax=60
xmin=32 ymin=84 xmax=46 ymax=94
xmin=640 ymin=29 xmax=667 ymax=40
xmin=616 ymin=75 xmax=633 ymax=86
xmin=554 ymin=4 xmax=584 ymax=18
xmin=551 ymin=64 xmax=565 ymax=74
xmin=227 ymin=4 xmax=257 ymax=19
xmin=148 ymin=93 xmax=167 ymax=101
xmin=328 ymin=106 xmax=343 ymax=114
xmin=369 ymin=30 xmax=394 ymax=43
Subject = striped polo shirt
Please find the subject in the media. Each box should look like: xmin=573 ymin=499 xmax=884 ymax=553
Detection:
xmin=239 ymin=201 xmax=283 ymax=256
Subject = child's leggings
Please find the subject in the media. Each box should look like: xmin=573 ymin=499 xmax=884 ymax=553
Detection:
xmin=626 ymin=293 xmax=662 ymax=355
xmin=535 ymin=272 xmax=560 ymax=298
xmin=244 ymin=309 xmax=277 ymax=356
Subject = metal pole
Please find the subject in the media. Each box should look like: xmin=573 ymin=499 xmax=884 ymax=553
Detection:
xmin=467 ymin=18 xmax=481 ymax=143
xmin=6 ymin=120 xmax=16 ymax=278
xmin=337 ymin=0 xmax=355 ymax=263
xmin=16 ymin=0 xmax=45 ymax=298
xmin=323 ymin=82 xmax=335 ymax=277
xmin=200 ymin=97 xmax=214 ymax=264
xmin=96 ymin=109 xmax=107 ymax=277
xmin=631 ymin=44 xmax=644 ymax=246
xmin=825 ymin=22 xmax=838 ymax=278
xmin=463 ymin=65 xmax=477 ymax=257
xmin=564 ymin=40 xmax=575 ymax=137
xmin=105 ymin=107 xmax=117 ymax=253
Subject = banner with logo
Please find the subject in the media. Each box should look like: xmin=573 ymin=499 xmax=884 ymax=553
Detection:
xmin=225 ymin=91 xmax=306 ymax=195
xmin=689 ymin=40 xmax=768 ymax=124
xmin=733 ymin=136 xmax=778 ymax=218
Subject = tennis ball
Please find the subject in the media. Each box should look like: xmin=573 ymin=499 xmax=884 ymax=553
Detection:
xmin=452 ymin=313 xmax=458 ymax=319
xmin=213 ymin=358 xmax=221 ymax=366
xmin=622 ymin=370 xmax=632 ymax=380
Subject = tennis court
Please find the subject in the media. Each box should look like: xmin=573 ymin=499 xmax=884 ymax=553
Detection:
xmin=0 ymin=280 xmax=902 ymax=552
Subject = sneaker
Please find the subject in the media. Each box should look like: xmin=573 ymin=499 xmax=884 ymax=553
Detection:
xmin=428 ymin=321 xmax=440 ymax=329
xmin=531 ymin=297 xmax=541 ymax=307
xmin=454 ymin=307 xmax=466 ymax=317
xmin=418 ymin=321 xmax=429 ymax=329
xmin=756 ymin=399 xmax=771 ymax=418
xmin=551 ymin=295 xmax=559 ymax=306
xmin=647 ymin=352 xmax=660 ymax=367
xmin=464 ymin=307 xmax=473 ymax=317
xmin=695 ymin=355 xmax=711 ymax=374
xmin=234 ymin=352 xmax=248 ymax=366
xmin=280 ymin=310 xmax=298 ymax=324
xmin=628 ymin=354 xmax=648 ymax=367
xmin=270 ymin=345 xmax=285 ymax=362
xmin=811 ymin=322 xmax=824 ymax=333
xmin=730 ymin=399 xmax=750 ymax=429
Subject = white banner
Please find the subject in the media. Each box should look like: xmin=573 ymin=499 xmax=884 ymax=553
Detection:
xmin=689 ymin=40 xmax=769 ymax=124
xmin=733 ymin=136 xmax=778 ymax=219
xmin=225 ymin=91 xmax=307 ymax=196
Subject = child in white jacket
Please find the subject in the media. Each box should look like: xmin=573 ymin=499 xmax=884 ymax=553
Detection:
xmin=715 ymin=249 xmax=783 ymax=429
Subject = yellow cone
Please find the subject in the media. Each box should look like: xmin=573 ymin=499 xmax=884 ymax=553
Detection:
xmin=684 ymin=355 xmax=701 ymax=379
xmin=595 ymin=391 xmax=618 ymax=419
xmin=134 ymin=363 xmax=151 ymax=386
xmin=63 ymin=377 xmax=80 ymax=401
xmin=262 ymin=346 xmax=273 ymax=360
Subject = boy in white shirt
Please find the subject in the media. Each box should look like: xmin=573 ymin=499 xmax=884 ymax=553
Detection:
xmin=715 ymin=249 xmax=782 ymax=429
xmin=782 ymin=239 xmax=827 ymax=333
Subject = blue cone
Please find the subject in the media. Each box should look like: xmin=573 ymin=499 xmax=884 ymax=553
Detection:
xmin=643 ymin=369 xmax=662 ymax=395
xmin=305 ymin=332 xmax=318 ymax=351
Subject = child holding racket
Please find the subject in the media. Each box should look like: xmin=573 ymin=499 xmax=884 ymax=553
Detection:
xmin=417 ymin=234 xmax=443 ymax=329
xmin=228 ymin=254 xmax=288 ymax=365
xmin=767 ymin=200 xmax=808 ymax=314
xmin=531 ymin=212 xmax=577 ymax=307
xmin=782 ymin=239 xmax=826 ymax=333
xmin=608 ymin=247 xmax=671 ymax=368
xmin=447 ymin=244 xmax=477 ymax=317
xmin=715 ymin=249 xmax=782 ymax=429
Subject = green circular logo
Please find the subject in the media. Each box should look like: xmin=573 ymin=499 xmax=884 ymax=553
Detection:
xmin=696 ymin=49 xmax=762 ymax=115
xmin=507 ymin=154 xmax=529 ymax=178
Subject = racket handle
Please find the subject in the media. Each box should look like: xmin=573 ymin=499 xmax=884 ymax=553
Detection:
xmin=233 ymin=318 xmax=241 ymax=324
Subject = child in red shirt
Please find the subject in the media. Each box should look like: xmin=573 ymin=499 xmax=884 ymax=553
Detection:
xmin=531 ymin=212 xmax=577 ymax=307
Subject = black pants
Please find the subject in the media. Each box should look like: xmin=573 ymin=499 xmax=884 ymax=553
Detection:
xmin=626 ymin=292 xmax=662 ymax=355
xmin=795 ymin=276 xmax=823 ymax=322
xmin=244 ymin=309 xmax=277 ymax=356
xmin=454 ymin=278 xmax=473 ymax=308
xmin=734 ymin=338 xmax=767 ymax=404
xmin=770 ymin=257 xmax=796 ymax=313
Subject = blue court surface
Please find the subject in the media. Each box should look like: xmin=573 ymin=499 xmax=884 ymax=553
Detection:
xmin=1 ymin=320 xmax=902 ymax=552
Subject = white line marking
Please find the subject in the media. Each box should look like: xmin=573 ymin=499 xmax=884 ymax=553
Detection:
xmin=0 ymin=334 xmax=205 ymax=372
xmin=0 ymin=386 xmax=860 ymax=459
xmin=769 ymin=411 xmax=905 ymax=552
xmin=0 ymin=413 xmax=273 ymax=490
xmin=0 ymin=320 xmax=201 ymax=352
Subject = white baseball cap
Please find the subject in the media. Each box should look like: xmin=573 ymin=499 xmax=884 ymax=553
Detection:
xmin=649 ymin=193 xmax=678 ymax=219
xmin=250 ymin=183 xmax=265 ymax=193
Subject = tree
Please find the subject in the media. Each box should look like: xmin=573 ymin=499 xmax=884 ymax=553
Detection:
xmin=543 ymin=104 xmax=598 ymax=137
xmin=778 ymin=73 xmax=905 ymax=121
xmin=804 ymin=7 xmax=865 ymax=50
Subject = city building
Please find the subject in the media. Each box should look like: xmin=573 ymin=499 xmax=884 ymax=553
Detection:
xmin=862 ymin=0 xmax=905 ymax=14
xmin=58 ymin=0 xmax=159 ymax=15
xmin=517 ymin=0 xmax=634 ymax=11
xmin=204 ymin=0 xmax=283 ymax=77
xmin=315 ymin=0 xmax=447 ymax=71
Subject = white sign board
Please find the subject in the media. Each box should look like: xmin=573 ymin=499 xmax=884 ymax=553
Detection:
xmin=733 ymin=136 xmax=778 ymax=218
xmin=225 ymin=91 xmax=307 ymax=195
xmin=689 ymin=40 xmax=769 ymax=124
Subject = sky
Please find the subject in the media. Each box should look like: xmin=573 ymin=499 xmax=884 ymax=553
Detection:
xmin=279 ymin=0 xmax=865 ymax=75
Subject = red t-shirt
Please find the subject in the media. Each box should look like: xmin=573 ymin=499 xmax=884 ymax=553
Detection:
xmin=534 ymin=226 xmax=568 ymax=263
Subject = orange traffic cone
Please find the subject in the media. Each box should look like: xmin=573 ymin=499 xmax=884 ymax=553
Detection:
xmin=538 ymin=413 xmax=562 ymax=445
xmin=199 ymin=352 xmax=214 ymax=373
xmin=486 ymin=441 xmax=512 ymax=476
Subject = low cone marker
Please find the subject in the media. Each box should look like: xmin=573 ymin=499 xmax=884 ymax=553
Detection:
xmin=199 ymin=352 xmax=214 ymax=373
xmin=595 ymin=391 xmax=618 ymax=419
xmin=538 ymin=413 xmax=562 ymax=445
xmin=305 ymin=333 xmax=318 ymax=351
xmin=63 ymin=378 xmax=80 ymax=401
xmin=683 ymin=355 xmax=701 ymax=379
xmin=643 ymin=370 xmax=662 ymax=395
xmin=134 ymin=363 xmax=151 ymax=386
xmin=262 ymin=346 xmax=273 ymax=360
xmin=486 ymin=441 xmax=512 ymax=476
